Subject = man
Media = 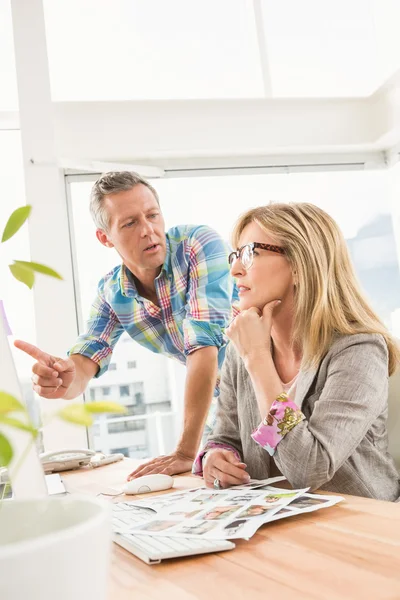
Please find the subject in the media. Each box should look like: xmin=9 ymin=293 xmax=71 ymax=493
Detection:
xmin=16 ymin=171 xmax=238 ymax=479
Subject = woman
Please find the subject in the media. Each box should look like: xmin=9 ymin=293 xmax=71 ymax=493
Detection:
xmin=193 ymin=203 xmax=400 ymax=501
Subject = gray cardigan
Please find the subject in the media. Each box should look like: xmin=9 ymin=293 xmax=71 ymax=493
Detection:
xmin=207 ymin=333 xmax=400 ymax=501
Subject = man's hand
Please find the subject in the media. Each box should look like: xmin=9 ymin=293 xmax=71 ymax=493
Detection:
xmin=127 ymin=451 xmax=194 ymax=481
xmin=14 ymin=340 xmax=76 ymax=400
xmin=203 ymin=449 xmax=250 ymax=489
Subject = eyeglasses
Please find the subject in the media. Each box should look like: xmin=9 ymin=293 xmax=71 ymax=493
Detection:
xmin=228 ymin=242 xmax=285 ymax=270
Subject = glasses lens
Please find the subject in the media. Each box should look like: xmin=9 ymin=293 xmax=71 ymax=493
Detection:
xmin=240 ymin=245 xmax=253 ymax=269
xmin=228 ymin=252 xmax=236 ymax=266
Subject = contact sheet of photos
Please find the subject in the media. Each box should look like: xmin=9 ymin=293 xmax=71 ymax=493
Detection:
xmin=119 ymin=477 xmax=344 ymax=541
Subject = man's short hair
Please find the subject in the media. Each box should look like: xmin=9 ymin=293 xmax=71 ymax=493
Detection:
xmin=89 ymin=171 xmax=160 ymax=231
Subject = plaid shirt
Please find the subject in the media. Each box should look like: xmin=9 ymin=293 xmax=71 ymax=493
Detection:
xmin=69 ymin=225 xmax=238 ymax=394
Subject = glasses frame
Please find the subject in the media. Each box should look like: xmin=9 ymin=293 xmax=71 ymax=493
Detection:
xmin=228 ymin=242 xmax=285 ymax=270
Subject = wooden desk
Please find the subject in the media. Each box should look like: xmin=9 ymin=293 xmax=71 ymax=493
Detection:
xmin=63 ymin=458 xmax=400 ymax=600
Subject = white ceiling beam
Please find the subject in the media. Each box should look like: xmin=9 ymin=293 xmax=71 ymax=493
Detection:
xmin=370 ymin=69 xmax=400 ymax=150
xmin=59 ymin=159 xmax=164 ymax=178
xmin=2 ymin=67 xmax=400 ymax=170
xmin=50 ymin=97 xmax=382 ymax=164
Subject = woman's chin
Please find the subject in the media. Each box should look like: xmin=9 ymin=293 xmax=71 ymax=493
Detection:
xmin=239 ymin=297 xmax=263 ymax=311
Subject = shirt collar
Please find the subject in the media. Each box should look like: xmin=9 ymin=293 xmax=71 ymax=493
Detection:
xmin=120 ymin=233 xmax=172 ymax=298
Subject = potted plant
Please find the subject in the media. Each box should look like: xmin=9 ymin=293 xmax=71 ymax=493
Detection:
xmin=0 ymin=206 xmax=125 ymax=600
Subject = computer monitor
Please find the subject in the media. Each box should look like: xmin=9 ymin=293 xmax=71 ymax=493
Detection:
xmin=0 ymin=308 xmax=48 ymax=499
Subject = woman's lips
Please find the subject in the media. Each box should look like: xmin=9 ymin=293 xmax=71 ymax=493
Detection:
xmin=238 ymin=286 xmax=250 ymax=295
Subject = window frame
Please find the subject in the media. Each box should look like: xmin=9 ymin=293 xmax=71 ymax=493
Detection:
xmin=36 ymin=161 xmax=400 ymax=452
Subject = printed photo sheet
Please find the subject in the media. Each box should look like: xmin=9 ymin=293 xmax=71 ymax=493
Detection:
xmin=117 ymin=478 xmax=343 ymax=541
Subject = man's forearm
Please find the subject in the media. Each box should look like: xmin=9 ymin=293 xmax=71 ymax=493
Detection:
xmin=176 ymin=346 xmax=218 ymax=458
xmin=63 ymin=354 xmax=99 ymax=399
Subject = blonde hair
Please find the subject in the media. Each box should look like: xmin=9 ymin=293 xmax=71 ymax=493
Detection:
xmin=232 ymin=202 xmax=400 ymax=376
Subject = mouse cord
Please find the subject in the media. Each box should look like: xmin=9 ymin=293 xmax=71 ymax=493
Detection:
xmin=96 ymin=490 xmax=124 ymax=498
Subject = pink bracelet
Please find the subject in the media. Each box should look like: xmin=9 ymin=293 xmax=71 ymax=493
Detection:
xmin=251 ymin=392 xmax=305 ymax=456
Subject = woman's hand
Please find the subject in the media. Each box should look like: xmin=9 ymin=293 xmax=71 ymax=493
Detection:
xmin=226 ymin=300 xmax=281 ymax=364
xmin=203 ymin=449 xmax=250 ymax=489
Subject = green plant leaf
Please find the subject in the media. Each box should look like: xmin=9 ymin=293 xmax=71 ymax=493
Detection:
xmin=0 ymin=392 xmax=26 ymax=414
xmin=0 ymin=416 xmax=38 ymax=437
xmin=85 ymin=401 xmax=127 ymax=414
xmin=1 ymin=205 xmax=32 ymax=243
xmin=0 ymin=432 xmax=13 ymax=467
xmin=13 ymin=261 xmax=63 ymax=280
xmin=58 ymin=404 xmax=94 ymax=427
xmin=9 ymin=262 xmax=35 ymax=289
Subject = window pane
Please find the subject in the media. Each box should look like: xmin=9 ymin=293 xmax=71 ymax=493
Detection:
xmin=371 ymin=0 xmax=400 ymax=84
xmin=261 ymin=0 xmax=392 ymax=97
xmin=70 ymin=168 xmax=400 ymax=458
xmin=0 ymin=0 xmax=19 ymax=110
xmin=156 ymin=169 xmax=400 ymax=332
xmin=43 ymin=0 xmax=263 ymax=100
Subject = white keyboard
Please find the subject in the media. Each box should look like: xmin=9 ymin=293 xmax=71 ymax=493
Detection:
xmin=112 ymin=502 xmax=235 ymax=565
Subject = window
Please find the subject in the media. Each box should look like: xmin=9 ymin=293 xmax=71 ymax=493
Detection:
xmin=109 ymin=363 xmax=117 ymax=371
xmin=43 ymin=0 xmax=263 ymax=101
xmin=134 ymin=392 xmax=145 ymax=408
xmin=119 ymin=385 xmax=130 ymax=398
xmin=260 ymin=0 xmax=381 ymax=96
xmin=107 ymin=420 xmax=146 ymax=434
xmin=101 ymin=387 xmax=110 ymax=396
xmin=127 ymin=361 xmax=137 ymax=369
xmin=155 ymin=169 xmax=400 ymax=332
xmin=89 ymin=388 xmax=95 ymax=401
xmin=113 ymin=445 xmax=148 ymax=459
xmin=69 ymin=167 xmax=400 ymax=460
xmin=42 ymin=0 xmax=400 ymax=100
xmin=112 ymin=447 xmax=130 ymax=458
xmin=146 ymin=401 xmax=174 ymax=414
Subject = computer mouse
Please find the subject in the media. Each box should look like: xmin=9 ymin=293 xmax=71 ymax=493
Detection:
xmin=122 ymin=473 xmax=174 ymax=495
